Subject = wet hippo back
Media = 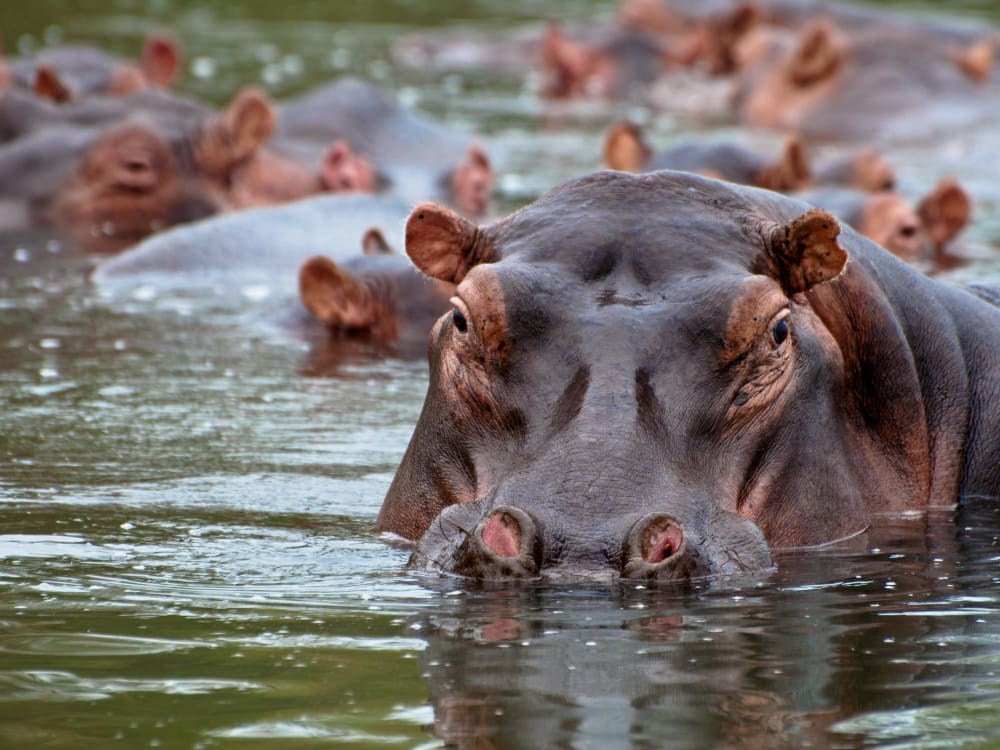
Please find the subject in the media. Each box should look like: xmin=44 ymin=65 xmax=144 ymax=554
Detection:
xmin=92 ymin=193 xmax=411 ymax=294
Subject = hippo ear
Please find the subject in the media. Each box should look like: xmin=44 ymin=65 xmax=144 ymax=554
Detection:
xmin=362 ymin=227 xmax=394 ymax=256
xmin=33 ymin=64 xmax=71 ymax=103
xmin=954 ymin=37 xmax=996 ymax=82
xmin=540 ymin=22 xmax=593 ymax=96
xmin=917 ymin=179 xmax=972 ymax=252
xmin=406 ymin=202 xmax=492 ymax=283
xmin=757 ymin=136 xmax=811 ymax=191
xmin=787 ymin=19 xmax=842 ymax=87
xmin=217 ymin=88 xmax=276 ymax=163
xmin=299 ymin=255 xmax=378 ymax=330
xmin=756 ymin=209 xmax=847 ymax=295
xmin=603 ymin=122 xmax=651 ymax=172
xmin=140 ymin=32 xmax=182 ymax=89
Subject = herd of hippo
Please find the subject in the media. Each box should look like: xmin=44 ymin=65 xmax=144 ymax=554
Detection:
xmin=7 ymin=0 xmax=1000 ymax=585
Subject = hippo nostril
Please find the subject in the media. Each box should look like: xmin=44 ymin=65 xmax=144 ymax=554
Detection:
xmin=480 ymin=510 xmax=521 ymax=558
xmin=459 ymin=505 xmax=542 ymax=579
xmin=643 ymin=522 xmax=683 ymax=564
xmin=622 ymin=512 xmax=707 ymax=582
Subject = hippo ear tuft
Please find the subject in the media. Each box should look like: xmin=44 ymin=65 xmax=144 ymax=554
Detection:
xmin=406 ymin=202 xmax=490 ymax=283
xmin=788 ymin=19 xmax=842 ymax=87
xmin=141 ymin=32 xmax=182 ymax=89
xmin=34 ymin=64 xmax=71 ymax=103
xmin=299 ymin=255 xmax=378 ymax=330
xmin=603 ymin=121 xmax=651 ymax=173
xmin=362 ymin=227 xmax=394 ymax=256
xmin=917 ymin=179 xmax=972 ymax=252
xmin=757 ymin=209 xmax=847 ymax=295
xmin=219 ymin=87 xmax=276 ymax=163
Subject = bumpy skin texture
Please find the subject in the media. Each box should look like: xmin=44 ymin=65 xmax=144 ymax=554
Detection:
xmin=377 ymin=170 xmax=1000 ymax=583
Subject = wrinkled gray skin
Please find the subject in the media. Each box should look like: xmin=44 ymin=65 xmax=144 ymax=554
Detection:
xmin=92 ymin=193 xmax=411 ymax=295
xmin=379 ymin=171 xmax=1000 ymax=585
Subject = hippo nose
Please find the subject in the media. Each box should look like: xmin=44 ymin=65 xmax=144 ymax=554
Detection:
xmin=621 ymin=513 xmax=710 ymax=582
xmin=457 ymin=506 xmax=543 ymax=580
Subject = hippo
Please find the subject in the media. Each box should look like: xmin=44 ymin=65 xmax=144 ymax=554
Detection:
xmin=298 ymin=237 xmax=455 ymax=355
xmin=602 ymin=122 xmax=896 ymax=193
xmin=5 ymin=32 xmax=182 ymax=100
xmin=796 ymin=180 xmax=972 ymax=265
xmin=376 ymin=170 xmax=1000 ymax=583
xmin=2 ymin=87 xmax=342 ymax=252
xmin=274 ymin=77 xmax=494 ymax=217
xmin=736 ymin=18 xmax=999 ymax=143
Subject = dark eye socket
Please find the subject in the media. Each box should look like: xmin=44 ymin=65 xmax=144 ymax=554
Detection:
xmin=898 ymin=224 xmax=918 ymax=239
xmin=771 ymin=317 xmax=789 ymax=347
xmin=452 ymin=308 xmax=468 ymax=333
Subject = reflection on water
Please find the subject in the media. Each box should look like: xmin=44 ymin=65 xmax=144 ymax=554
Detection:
xmin=3 ymin=0 xmax=1000 ymax=747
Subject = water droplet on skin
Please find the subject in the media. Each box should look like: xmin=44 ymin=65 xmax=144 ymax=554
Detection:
xmin=39 ymin=338 xmax=60 ymax=350
xmin=13 ymin=248 xmax=30 ymax=263
xmin=191 ymin=57 xmax=217 ymax=79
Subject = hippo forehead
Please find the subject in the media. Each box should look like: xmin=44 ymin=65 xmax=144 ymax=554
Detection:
xmin=470 ymin=172 xmax=807 ymax=333
xmin=484 ymin=171 xmax=799 ymax=278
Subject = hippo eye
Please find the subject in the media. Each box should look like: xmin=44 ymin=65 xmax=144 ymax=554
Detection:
xmin=898 ymin=224 xmax=918 ymax=239
xmin=452 ymin=308 xmax=468 ymax=333
xmin=771 ymin=317 xmax=790 ymax=348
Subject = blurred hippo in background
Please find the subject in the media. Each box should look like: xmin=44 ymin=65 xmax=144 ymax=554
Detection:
xmin=0 ymin=87 xmax=361 ymax=252
xmin=735 ymin=18 xmax=999 ymax=143
xmin=299 ymin=232 xmax=455 ymax=355
xmin=602 ymin=121 xmax=894 ymax=193
xmin=92 ymin=192 xmax=449 ymax=359
xmin=797 ymin=180 xmax=973 ymax=267
xmin=274 ymin=77 xmax=495 ymax=217
xmin=3 ymin=32 xmax=182 ymax=100
xmin=377 ymin=170 xmax=1000 ymax=583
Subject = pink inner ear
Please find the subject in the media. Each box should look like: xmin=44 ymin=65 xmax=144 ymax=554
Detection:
xmin=481 ymin=513 xmax=521 ymax=558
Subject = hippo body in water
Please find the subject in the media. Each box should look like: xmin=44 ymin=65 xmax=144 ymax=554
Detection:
xmin=377 ymin=170 xmax=1000 ymax=583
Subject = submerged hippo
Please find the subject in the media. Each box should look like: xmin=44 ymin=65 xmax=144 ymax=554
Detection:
xmin=377 ymin=170 xmax=1000 ymax=583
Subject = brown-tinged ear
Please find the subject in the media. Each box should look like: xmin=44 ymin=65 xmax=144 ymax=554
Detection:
xmin=299 ymin=255 xmax=378 ymax=330
xmin=602 ymin=121 xmax=651 ymax=172
xmin=540 ymin=22 xmax=592 ymax=96
xmin=755 ymin=209 xmax=847 ymax=295
xmin=216 ymin=87 xmax=276 ymax=164
xmin=917 ymin=178 xmax=972 ymax=252
xmin=33 ymin=64 xmax=71 ymax=103
xmin=954 ymin=37 xmax=996 ymax=83
xmin=406 ymin=202 xmax=491 ymax=284
xmin=0 ymin=45 xmax=10 ymax=90
xmin=141 ymin=32 xmax=182 ymax=88
xmin=362 ymin=227 xmax=394 ymax=255
xmin=787 ymin=19 xmax=842 ymax=87
xmin=703 ymin=2 xmax=761 ymax=75
xmin=757 ymin=135 xmax=811 ymax=191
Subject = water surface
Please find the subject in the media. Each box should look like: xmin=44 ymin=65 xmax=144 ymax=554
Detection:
xmin=2 ymin=1 xmax=1000 ymax=747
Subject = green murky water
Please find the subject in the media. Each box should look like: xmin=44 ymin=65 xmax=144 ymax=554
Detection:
xmin=2 ymin=1 xmax=1000 ymax=748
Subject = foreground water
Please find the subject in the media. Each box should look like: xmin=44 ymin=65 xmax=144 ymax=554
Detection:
xmin=3 ymin=1 xmax=1000 ymax=748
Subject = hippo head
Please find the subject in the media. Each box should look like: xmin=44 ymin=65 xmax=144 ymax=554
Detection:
xmin=378 ymin=171 xmax=939 ymax=583
xmin=49 ymin=87 xmax=301 ymax=252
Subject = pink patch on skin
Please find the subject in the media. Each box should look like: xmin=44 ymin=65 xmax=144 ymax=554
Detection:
xmin=645 ymin=524 xmax=683 ymax=564
xmin=481 ymin=512 xmax=520 ymax=558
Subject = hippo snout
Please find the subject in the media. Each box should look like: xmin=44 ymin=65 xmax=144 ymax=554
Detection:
xmin=408 ymin=499 xmax=769 ymax=584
